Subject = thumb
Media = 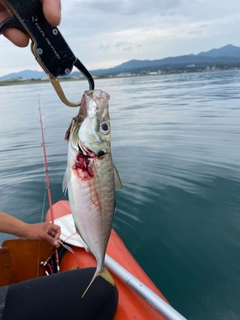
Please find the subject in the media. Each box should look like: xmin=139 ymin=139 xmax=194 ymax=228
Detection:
xmin=44 ymin=234 xmax=59 ymax=246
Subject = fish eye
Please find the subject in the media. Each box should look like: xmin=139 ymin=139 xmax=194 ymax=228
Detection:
xmin=102 ymin=123 xmax=108 ymax=131
xmin=101 ymin=122 xmax=109 ymax=134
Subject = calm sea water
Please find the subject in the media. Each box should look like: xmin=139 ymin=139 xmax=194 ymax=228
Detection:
xmin=0 ymin=71 xmax=240 ymax=319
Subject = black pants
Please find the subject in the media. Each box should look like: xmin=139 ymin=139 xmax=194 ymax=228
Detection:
xmin=0 ymin=268 xmax=118 ymax=320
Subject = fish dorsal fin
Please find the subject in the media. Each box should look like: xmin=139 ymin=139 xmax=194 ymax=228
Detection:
xmin=114 ymin=165 xmax=123 ymax=189
xmin=62 ymin=166 xmax=70 ymax=195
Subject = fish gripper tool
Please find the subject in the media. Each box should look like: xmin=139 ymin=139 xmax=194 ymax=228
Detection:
xmin=0 ymin=0 xmax=95 ymax=107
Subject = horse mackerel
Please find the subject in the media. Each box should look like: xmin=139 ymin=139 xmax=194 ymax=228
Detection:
xmin=63 ymin=90 xmax=122 ymax=297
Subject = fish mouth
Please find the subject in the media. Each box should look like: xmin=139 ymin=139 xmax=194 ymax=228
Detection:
xmin=78 ymin=144 xmax=106 ymax=159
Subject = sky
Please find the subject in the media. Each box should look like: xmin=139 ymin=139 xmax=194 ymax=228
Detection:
xmin=1 ymin=0 xmax=240 ymax=76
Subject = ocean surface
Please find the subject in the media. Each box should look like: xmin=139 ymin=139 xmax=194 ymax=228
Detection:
xmin=0 ymin=71 xmax=240 ymax=319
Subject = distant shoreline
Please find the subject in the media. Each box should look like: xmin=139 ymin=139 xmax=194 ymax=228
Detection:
xmin=0 ymin=68 xmax=239 ymax=87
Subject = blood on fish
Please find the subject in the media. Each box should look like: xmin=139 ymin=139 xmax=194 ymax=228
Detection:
xmin=72 ymin=151 xmax=94 ymax=178
xmin=73 ymin=151 xmax=102 ymax=211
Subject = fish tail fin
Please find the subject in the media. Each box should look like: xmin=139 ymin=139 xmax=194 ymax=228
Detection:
xmin=81 ymin=266 xmax=115 ymax=298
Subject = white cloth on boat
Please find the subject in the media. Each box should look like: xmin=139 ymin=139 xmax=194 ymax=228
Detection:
xmin=54 ymin=214 xmax=85 ymax=248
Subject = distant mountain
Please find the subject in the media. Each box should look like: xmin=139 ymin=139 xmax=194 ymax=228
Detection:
xmin=90 ymin=57 xmax=240 ymax=77
xmin=0 ymin=70 xmax=45 ymax=81
xmin=197 ymin=44 xmax=240 ymax=58
xmin=75 ymin=44 xmax=240 ymax=76
xmin=1 ymin=44 xmax=240 ymax=80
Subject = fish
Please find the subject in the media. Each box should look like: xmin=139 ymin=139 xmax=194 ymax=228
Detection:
xmin=63 ymin=89 xmax=122 ymax=297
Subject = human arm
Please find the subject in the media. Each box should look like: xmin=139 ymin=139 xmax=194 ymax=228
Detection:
xmin=0 ymin=0 xmax=61 ymax=47
xmin=0 ymin=211 xmax=61 ymax=246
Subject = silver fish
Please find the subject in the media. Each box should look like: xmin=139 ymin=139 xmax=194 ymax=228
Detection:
xmin=63 ymin=90 xmax=122 ymax=297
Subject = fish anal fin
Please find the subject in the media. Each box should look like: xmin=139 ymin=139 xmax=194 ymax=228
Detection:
xmin=81 ymin=267 xmax=115 ymax=298
xmin=114 ymin=165 xmax=123 ymax=189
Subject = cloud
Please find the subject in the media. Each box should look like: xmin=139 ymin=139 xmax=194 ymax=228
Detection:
xmin=115 ymin=41 xmax=133 ymax=51
xmin=69 ymin=0 xmax=183 ymax=16
xmin=99 ymin=43 xmax=111 ymax=53
xmin=1 ymin=0 xmax=240 ymax=75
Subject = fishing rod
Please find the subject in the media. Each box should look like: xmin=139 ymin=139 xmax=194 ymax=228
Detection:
xmin=38 ymin=97 xmax=60 ymax=273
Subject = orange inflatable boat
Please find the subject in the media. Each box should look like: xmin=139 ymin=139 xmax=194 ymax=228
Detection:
xmin=45 ymin=200 xmax=185 ymax=320
xmin=0 ymin=200 xmax=185 ymax=320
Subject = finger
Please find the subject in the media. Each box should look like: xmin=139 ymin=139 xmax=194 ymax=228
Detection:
xmin=0 ymin=3 xmax=5 ymax=11
xmin=0 ymin=3 xmax=29 ymax=47
xmin=41 ymin=0 xmax=61 ymax=26
xmin=48 ymin=225 xmax=61 ymax=239
xmin=54 ymin=227 xmax=61 ymax=239
xmin=0 ymin=3 xmax=10 ymax=21
xmin=46 ymin=234 xmax=59 ymax=246
xmin=2 ymin=28 xmax=29 ymax=47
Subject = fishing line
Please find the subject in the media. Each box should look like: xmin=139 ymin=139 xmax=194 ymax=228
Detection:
xmin=41 ymin=184 xmax=47 ymax=223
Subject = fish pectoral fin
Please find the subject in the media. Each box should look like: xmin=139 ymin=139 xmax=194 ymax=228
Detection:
xmin=114 ymin=165 xmax=123 ymax=189
xmin=65 ymin=120 xmax=73 ymax=141
xmin=62 ymin=166 xmax=70 ymax=194
xmin=81 ymin=267 xmax=115 ymax=298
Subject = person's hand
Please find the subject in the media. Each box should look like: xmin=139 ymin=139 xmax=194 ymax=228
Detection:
xmin=21 ymin=222 xmax=61 ymax=246
xmin=0 ymin=0 xmax=61 ymax=47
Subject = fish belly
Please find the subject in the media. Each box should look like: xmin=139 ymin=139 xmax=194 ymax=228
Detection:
xmin=68 ymin=158 xmax=115 ymax=271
